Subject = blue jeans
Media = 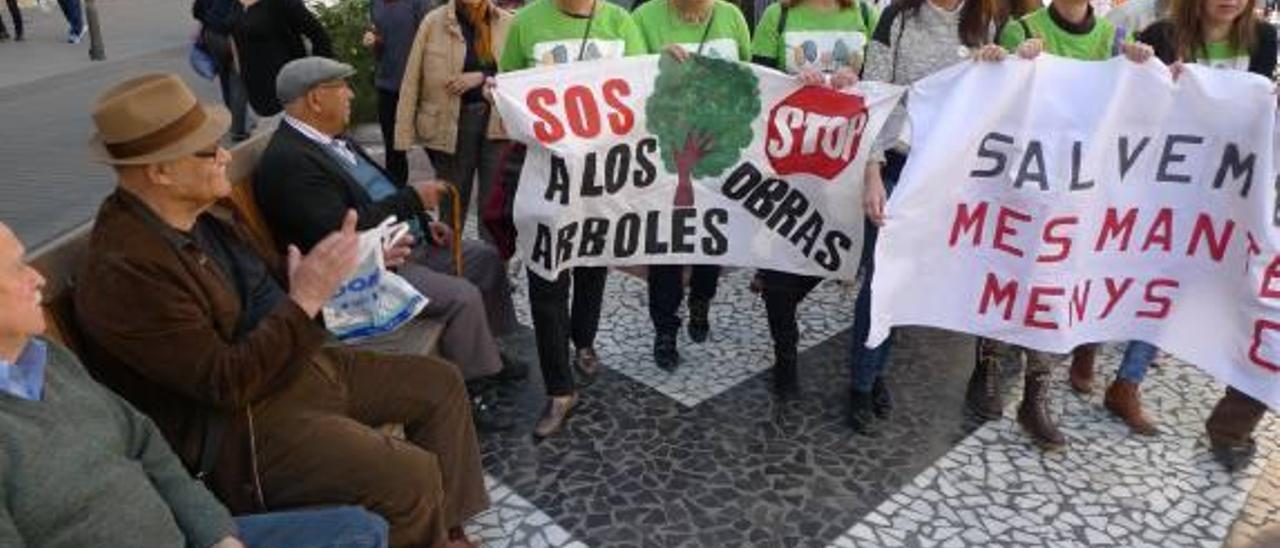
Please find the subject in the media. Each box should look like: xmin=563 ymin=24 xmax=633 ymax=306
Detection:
xmin=850 ymin=152 xmax=905 ymax=393
xmin=56 ymin=0 xmax=82 ymax=33
xmin=235 ymin=506 xmax=389 ymax=548
xmin=1118 ymin=341 xmax=1157 ymax=384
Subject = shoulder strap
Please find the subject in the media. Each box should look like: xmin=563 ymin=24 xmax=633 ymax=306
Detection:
xmin=696 ymin=4 xmax=717 ymax=54
xmin=777 ymin=5 xmax=790 ymax=63
xmin=890 ymin=7 xmax=906 ymax=82
xmin=576 ymin=0 xmax=598 ymax=61
xmin=1111 ymin=25 xmax=1127 ymax=57
xmin=859 ymin=0 xmax=871 ymax=29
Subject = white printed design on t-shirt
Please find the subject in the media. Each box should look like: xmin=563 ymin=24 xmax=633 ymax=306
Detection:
xmin=673 ymin=38 xmax=742 ymax=61
xmin=781 ymin=30 xmax=867 ymax=74
xmin=532 ymin=39 xmax=627 ymax=65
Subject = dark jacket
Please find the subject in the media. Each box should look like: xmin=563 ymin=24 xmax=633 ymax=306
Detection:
xmin=254 ymin=121 xmax=430 ymax=253
xmin=229 ymin=0 xmax=335 ymax=115
xmin=1138 ymin=20 xmax=1278 ymax=78
xmin=73 ymin=190 xmax=330 ymax=514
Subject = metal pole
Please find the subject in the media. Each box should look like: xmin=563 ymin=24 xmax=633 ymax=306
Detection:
xmin=85 ymin=0 xmax=105 ymax=61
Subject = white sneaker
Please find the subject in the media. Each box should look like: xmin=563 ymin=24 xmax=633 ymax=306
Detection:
xmin=68 ymin=26 xmax=86 ymax=44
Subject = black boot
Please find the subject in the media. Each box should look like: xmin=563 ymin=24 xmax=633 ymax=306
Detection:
xmin=467 ymin=379 xmax=514 ymax=433
xmin=687 ymin=297 xmax=711 ymax=343
xmin=772 ymin=349 xmax=799 ymax=398
xmin=965 ymin=340 xmax=1005 ymax=421
xmin=870 ymin=377 xmax=893 ymax=419
xmin=848 ymin=390 xmax=881 ymax=436
xmin=654 ymin=331 xmax=679 ymax=372
xmin=1018 ymin=367 xmax=1066 ymax=451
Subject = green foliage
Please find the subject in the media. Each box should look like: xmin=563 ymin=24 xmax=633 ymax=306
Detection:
xmin=645 ymin=53 xmax=762 ymax=178
xmin=313 ymin=0 xmax=378 ymax=124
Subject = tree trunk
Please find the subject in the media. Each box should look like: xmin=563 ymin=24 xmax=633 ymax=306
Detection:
xmin=674 ymin=167 xmax=694 ymax=207
xmin=673 ymin=135 xmax=702 ymax=208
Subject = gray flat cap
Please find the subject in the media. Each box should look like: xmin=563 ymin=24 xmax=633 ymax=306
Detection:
xmin=276 ymin=57 xmax=356 ymax=104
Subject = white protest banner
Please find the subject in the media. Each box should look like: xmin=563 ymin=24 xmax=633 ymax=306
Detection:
xmin=493 ymin=55 xmax=904 ymax=281
xmin=869 ymin=57 xmax=1280 ymax=410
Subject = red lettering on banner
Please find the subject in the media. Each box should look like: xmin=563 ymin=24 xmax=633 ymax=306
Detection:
xmin=1137 ymin=278 xmax=1180 ymax=319
xmin=1100 ymin=277 xmax=1134 ymax=320
xmin=979 ymin=272 xmax=1018 ymax=320
xmin=1038 ymin=216 xmax=1078 ymax=263
xmin=1140 ymin=208 xmax=1173 ymax=252
xmin=1260 ymin=256 xmax=1280 ymax=299
xmin=528 ymin=88 xmax=565 ymax=143
xmin=949 ymin=202 xmax=988 ymax=247
xmin=1025 ymin=286 xmax=1064 ymax=329
xmin=1248 ymin=231 xmax=1261 ymax=260
xmin=1069 ymin=280 xmax=1092 ymax=326
xmin=601 ymin=79 xmax=634 ymax=135
xmin=993 ymin=206 xmax=1031 ymax=258
xmin=1249 ymin=319 xmax=1280 ymax=372
xmin=1187 ymin=214 xmax=1235 ymax=263
xmin=563 ymin=86 xmax=602 ymax=138
xmin=1096 ymin=207 xmax=1138 ymax=252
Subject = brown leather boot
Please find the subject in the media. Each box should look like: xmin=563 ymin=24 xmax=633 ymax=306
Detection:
xmin=1018 ymin=365 xmax=1067 ymax=451
xmin=1068 ymin=346 xmax=1096 ymax=394
xmin=533 ymin=393 xmax=578 ymax=439
xmin=965 ymin=339 xmax=1004 ymax=421
xmin=1104 ymin=379 xmax=1158 ymax=436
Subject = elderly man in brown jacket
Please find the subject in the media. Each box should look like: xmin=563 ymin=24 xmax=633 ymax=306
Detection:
xmin=72 ymin=73 xmax=488 ymax=548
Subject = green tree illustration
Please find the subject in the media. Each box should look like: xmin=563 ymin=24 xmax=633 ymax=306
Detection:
xmin=646 ymin=52 xmax=762 ymax=207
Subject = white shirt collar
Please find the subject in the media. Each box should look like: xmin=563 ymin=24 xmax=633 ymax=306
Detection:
xmin=285 ymin=115 xmax=356 ymax=165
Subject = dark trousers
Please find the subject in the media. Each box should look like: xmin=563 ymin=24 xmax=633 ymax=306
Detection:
xmin=202 ymin=29 xmax=250 ymax=139
xmin=1206 ymin=387 xmax=1269 ymax=445
xmin=427 ymin=103 xmax=502 ymax=244
xmin=527 ymin=266 xmax=608 ymax=396
xmin=647 ymin=264 xmax=721 ymax=335
xmin=377 ymin=88 xmax=409 ymax=186
xmin=849 ymin=151 xmax=906 ymax=393
xmin=0 ymin=0 xmax=22 ymax=39
xmin=56 ymin=0 xmax=82 ymax=33
xmin=761 ymin=269 xmax=823 ymax=361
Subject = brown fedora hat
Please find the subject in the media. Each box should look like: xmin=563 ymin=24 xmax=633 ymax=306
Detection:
xmin=88 ymin=73 xmax=231 ymax=165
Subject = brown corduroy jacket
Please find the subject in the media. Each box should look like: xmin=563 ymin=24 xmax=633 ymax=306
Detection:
xmin=72 ymin=189 xmax=331 ymax=514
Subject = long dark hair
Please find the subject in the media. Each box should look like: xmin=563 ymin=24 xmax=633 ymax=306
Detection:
xmin=1170 ymin=0 xmax=1258 ymax=62
xmin=893 ymin=0 xmax=1002 ymax=48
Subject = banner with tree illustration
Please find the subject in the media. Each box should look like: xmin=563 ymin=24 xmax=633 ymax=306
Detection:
xmin=493 ymin=55 xmax=904 ymax=281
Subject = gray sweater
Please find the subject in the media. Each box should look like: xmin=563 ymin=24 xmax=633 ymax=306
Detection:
xmin=0 ymin=339 xmax=234 ymax=548
xmin=863 ymin=0 xmax=969 ymax=162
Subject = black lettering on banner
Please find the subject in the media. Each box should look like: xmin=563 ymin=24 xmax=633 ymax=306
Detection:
xmin=722 ymin=162 xmax=761 ymax=199
xmin=531 ymin=223 xmax=553 ymax=270
xmin=644 ymin=210 xmax=670 ymax=254
xmin=790 ymin=212 xmax=823 ymax=256
xmin=745 ymin=178 xmax=788 ymax=219
xmin=581 ymin=151 xmax=602 ymax=197
xmin=547 ymin=156 xmax=571 ymax=205
xmin=1014 ymin=140 xmax=1048 ymax=191
xmin=815 ymin=230 xmax=852 ymax=271
xmin=614 ymin=212 xmax=641 ymax=257
xmin=580 ymin=217 xmax=610 ymax=257
xmin=1157 ymin=134 xmax=1203 ymax=184
xmin=703 ymin=208 xmax=729 ymax=255
xmin=768 ymin=189 xmax=810 ymax=237
xmin=671 ymin=208 xmax=697 ymax=253
xmin=556 ymin=223 xmax=578 ymax=265
xmin=1118 ymin=136 xmax=1150 ymax=180
xmin=970 ymin=132 xmax=1014 ymax=178
xmin=604 ymin=144 xmax=631 ymax=194
xmin=634 ymin=138 xmax=658 ymax=188
xmin=1213 ymin=142 xmax=1256 ymax=198
xmin=1069 ymin=141 xmax=1094 ymax=191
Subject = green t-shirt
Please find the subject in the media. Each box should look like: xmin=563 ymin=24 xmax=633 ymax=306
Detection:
xmin=998 ymin=6 xmax=1131 ymax=61
xmin=750 ymin=1 xmax=879 ymax=74
xmin=632 ymin=0 xmax=752 ymax=61
xmin=499 ymin=0 xmax=647 ymax=71
xmin=1196 ymin=41 xmax=1250 ymax=71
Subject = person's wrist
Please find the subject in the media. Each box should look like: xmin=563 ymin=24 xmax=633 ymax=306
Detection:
xmin=289 ymin=290 xmax=323 ymax=318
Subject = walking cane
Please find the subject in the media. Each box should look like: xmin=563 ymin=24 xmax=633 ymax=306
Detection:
xmin=442 ymin=183 xmax=465 ymax=277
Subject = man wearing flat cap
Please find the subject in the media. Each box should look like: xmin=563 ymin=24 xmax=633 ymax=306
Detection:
xmin=254 ymin=58 xmax=527 ymax=408
xmin=73 ymin=72 xmax=489 ymax=548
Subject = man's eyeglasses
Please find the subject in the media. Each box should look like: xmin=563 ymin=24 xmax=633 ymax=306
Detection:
xmin=193 ymin=146 xmax=225 ymax=160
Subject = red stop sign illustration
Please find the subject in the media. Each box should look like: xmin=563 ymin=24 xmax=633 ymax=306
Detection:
xmin=765 ymin=86 xmax=870 ymax=180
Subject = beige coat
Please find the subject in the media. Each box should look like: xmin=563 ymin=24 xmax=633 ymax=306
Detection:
xmin=395 ymin=0 xmax=511 ymax=153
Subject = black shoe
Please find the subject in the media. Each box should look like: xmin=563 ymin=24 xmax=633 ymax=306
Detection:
xmin=654 ymin=332 xmax=679 ymax=372
xmin=1210 ymin=437 xmax=1257 ymax=472
xmin=772 ymin=351 xmax=798 ymax=398
xmin=468 ymin=382 xmax=514 ymax=433
xmin=870 ymin=377 xmax=893 ymax=419
xmin=495 ymin=326 xmax=535 ymax=381
xmin=687 ymin=297 xmax=711 ymax=343
xmin=848 ymin=391 xmax=882 ymax=437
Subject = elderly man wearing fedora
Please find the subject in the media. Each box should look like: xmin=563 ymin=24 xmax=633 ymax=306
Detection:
xmin=72 ymin=73 xmax=489 ymax=548
xmin=253 ymin=57 xmax=529 ymax=429
xmin=0 ymin=221 xmax=388 ymax=547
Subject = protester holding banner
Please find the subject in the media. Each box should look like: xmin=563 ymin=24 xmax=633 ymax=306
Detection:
xmin=498 ymin=0 xmax=645 ymax=438
xmin=1136 ymin=0 xmax=1277 ymax=469
xmin=848 ymin=0 xmax=1008 ymax=434
xmin=749 ymin=0 xmax=878 ymax=396
xmin=632 ymin=0 xmax=751 ymax=371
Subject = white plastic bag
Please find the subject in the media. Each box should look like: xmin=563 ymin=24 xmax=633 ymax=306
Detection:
xmin=322 ymin=217 xmax=428 ymax=342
